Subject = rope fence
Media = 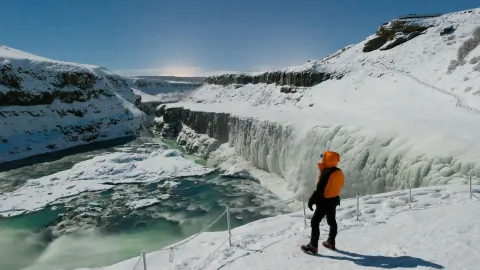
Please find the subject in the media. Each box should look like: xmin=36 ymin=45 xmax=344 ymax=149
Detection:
xmin=131 ymin=252 xmax=144 ymax=270
xmin=378 ymin=62 xmax=480 ymax=114
xmin=128 ymin=176 xmax=478 ymax=270
xmin=127 ymin=196 xmax=296 ymax=270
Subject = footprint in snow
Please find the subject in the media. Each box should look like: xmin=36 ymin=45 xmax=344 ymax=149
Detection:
xmin=439 ymin=193 xmax=450 ymax=200
xmin=395 ymin=196 xmax=410 ymax=203
xmin=362 ymin=208 xmax=376 ymax=214
xmin=364 ymin=198 xmax=382 ymax=204
xmin=361 ymin=195 xmax=373 ymax=201
xmin=382 ymin=199 xmax=407 ymax=209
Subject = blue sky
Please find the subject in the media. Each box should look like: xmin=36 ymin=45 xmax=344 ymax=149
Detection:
xmin=1 ymin=0 xmax=478 ymax=76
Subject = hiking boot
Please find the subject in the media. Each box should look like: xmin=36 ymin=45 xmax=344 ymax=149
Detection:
xmin=301 ymin=243 xmax=318 ymax=254
xmin=322 ymin=238 xmax=335 ymax=250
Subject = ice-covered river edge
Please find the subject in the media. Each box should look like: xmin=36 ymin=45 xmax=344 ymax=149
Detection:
xmin=0 ymin=137 xmax=218 ymax=217
xmin=157 ymin=104 xmax=480 ymax=201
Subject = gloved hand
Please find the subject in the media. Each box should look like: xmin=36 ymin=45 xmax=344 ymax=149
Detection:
xmin=308 ymin=200 xmax=314 ymax=211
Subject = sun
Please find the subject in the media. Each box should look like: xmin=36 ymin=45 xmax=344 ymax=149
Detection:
xmin=156 ymin=65 xmax=202 ymax=77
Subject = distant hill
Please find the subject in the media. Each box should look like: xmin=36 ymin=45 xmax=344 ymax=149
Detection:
xmin=136 ymin=76 xmax=205 ymax=84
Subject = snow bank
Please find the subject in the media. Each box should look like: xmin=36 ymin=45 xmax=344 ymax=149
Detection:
xmin=0 ymin=140 xmax=213 ymax=216
xmin=0 ymin=45 xmax=149 ymax=163
xmin=79 ymin=182 xmax=480 ymax=270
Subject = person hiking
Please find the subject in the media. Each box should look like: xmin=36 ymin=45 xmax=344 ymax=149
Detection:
xmin=301 ymin=150 xmax=344 ymax=254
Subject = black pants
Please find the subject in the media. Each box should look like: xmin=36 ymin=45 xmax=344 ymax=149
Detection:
xmin=310 ymin=200 xmax=338 ymax=247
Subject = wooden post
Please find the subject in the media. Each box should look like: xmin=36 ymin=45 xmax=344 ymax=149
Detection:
xmin=142 ymin=251 xmax=147 ymax=270
xmin=302 ymin=196 xmax=307 ymax=227
xmin=226 ymin=205 xmax=232 ymax=247
xmin=356 ymin=192 xmax=359 ymax=221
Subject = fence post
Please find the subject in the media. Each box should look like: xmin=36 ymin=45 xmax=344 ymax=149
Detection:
xmin=409 ymin=185 xmax=412 ymax=210
xmin=302 ymin=196 xmax=307 ymax=227
xmin=470 ymin=176 xmax=473 ymax=200
xmin=226 ymin=205 xmax=232 ymax=247
xmin=356 ymin=192 xmax=359 ymax=221
xmin=142 ymin=251 xmax=147 ymax=270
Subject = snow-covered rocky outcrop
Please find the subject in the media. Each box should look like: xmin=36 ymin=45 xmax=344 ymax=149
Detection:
xmin=158 ymin=9 xmax=480 ymax=199
xmin=0 ymin=45 xmax=150 ymax=164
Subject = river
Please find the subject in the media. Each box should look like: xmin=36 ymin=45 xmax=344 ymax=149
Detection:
xmin=0 ymin=137 xmax=292 ymax=270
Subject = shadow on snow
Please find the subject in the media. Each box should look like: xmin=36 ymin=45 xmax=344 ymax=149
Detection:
xmin=311 ymin=249 xmax=444 ymax=269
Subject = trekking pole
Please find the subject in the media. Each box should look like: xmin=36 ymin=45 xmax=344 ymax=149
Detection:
xmin=142 ymin=251 xmax=147 ymax=270
xmin=302 ymin=196 xmax=307 ymax=227
xmin=226 ymin=205 xmax=232 ymax=247
xmin=356 ymin=192 xmax=359 ymax=221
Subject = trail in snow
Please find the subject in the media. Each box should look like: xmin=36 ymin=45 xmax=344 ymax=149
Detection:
xmin=378 ymin=62 xmax=480 ymax=114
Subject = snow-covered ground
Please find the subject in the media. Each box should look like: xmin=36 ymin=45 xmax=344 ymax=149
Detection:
xmin=0 ymin=45 xmax=149 ymax=163
xmin=0 ymin=140 xmax=213 ymax=217
xmin=80 ymin=181 xmax=480 ymax=270
xmin=163 ymin=9 xmax=480 ymax=200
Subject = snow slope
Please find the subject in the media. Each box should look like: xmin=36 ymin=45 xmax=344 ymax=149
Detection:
xmin=0 ymin=45 xmax=149 ymax=163
xmin=166 ymin=8 xmax=480 ymax=199
xmin=0 ymin=139 xmax=213 ymax=217
xmin=80 ymin=182 xmax=480 ymax=270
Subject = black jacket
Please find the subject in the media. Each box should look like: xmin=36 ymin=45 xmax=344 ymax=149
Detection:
xmin=309 ymin=167 xmax=341 ymax=206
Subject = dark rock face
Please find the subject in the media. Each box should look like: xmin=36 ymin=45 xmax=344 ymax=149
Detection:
xmin=440 ymin=25 xmax=455 ymax=36
xmin=56 ymin=71 xmax=98 ymax=90
xmin=0 ymin=89 xmax=111 ymax=106
xmin=131 ymin=78 xmax=201 ymax=89
xmin=137 ymin=101 xmax=163 ymax=116
xmin=363 ymin=20 xmax=433 ymax=52
xmin=161 ymin=107 xmax=231 ymax=143
xmin=0 ymin=62 xmax=21 ymax=89
xmin=205 ymin=70 xmax=339 ymax=87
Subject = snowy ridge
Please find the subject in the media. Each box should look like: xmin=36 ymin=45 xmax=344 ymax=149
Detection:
xmin=0 ymin=45 xmax=149 ymax=163
xmin=81 ymin=181 xmax=480 ymax=270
